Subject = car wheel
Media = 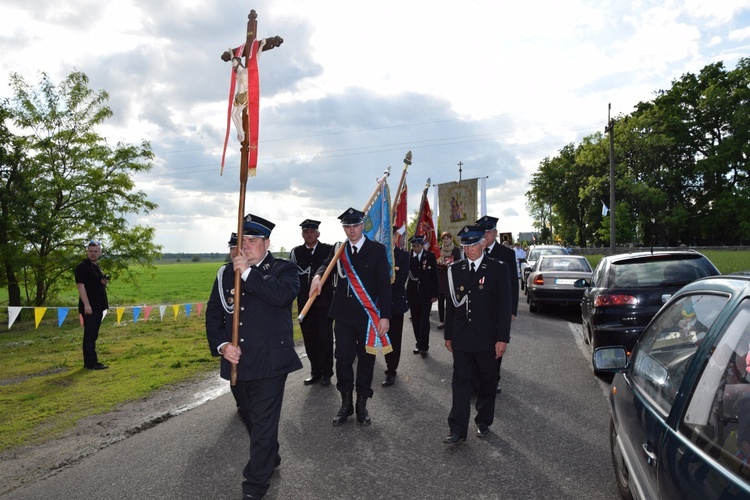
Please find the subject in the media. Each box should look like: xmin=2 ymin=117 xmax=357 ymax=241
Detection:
xmin=520 ymin=279 xmax=525 ymax=291
xmin=582 ymin=323 xmax=590 ymax=345
xmin=529 ymin=298 xmax=538 ymax=313
xmin=610 ymin=419 xmax=634 ymax=500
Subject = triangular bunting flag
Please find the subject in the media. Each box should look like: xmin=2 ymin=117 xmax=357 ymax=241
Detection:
xmin=57 ymin=307 xmax=69 ymax=327
xmin=132 ymin=307 xmax=141 ymax=323
xmin=116 ymin=307 xmax=125 ymax=325
xmin=102 ymin=310 xmax=108 ymax=321
xmin=144 ymin=306 xmax=153 ymax=322
xmin=184 ymin=304 xmax=192 ymax=318
xmin=196 ymin=303 xmax=203 ymax=316
xmin=79 ymin=313 xmax=84 ymax=327
xmin=172 ymin=304 xmax=180 ymax=320
xmin=159 ymin=305 xmax=167 ymax=321
xmin=34 ymin=307 xmax=47 ymax=329
xmin=8 ymin=306 xmax=22 ymax=329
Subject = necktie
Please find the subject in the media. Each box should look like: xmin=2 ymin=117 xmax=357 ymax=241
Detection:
xmin=351 ymin=244 xmax=357 ymax=256
xmin=484 ymin=248 xmax=489 ymax=256
xmin=470 ymin=261 xmax=476 ymax=278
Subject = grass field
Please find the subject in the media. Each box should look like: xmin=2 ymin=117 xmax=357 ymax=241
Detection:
xmin=1 ymin=249 xmax=749 ymax=453
xmin=0 ymin=260 xmax=303 ymax=452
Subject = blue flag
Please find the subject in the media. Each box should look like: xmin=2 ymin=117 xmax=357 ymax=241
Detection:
xmin=364 ymin=181 xmax=394 ymax=281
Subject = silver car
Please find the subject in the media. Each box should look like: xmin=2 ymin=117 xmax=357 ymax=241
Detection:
xmin=526 ymin=254 xmax=593 ymax=312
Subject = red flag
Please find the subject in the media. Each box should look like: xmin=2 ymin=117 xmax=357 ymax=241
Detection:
xmin=418 ymin=198 xmax=440 ymax=259
xmin=393 ymin=184 xmax=407 ymax=249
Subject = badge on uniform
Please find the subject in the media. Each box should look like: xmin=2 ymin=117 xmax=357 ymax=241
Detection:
xmin=262 ymin=263 xmax=271 ymax=271
xmin=479 ymin=276 xmax=485 ymax=289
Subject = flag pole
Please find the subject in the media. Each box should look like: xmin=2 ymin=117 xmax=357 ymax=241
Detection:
xmin=298 ymin=166 xmax=392 ymax=322
xmin=391 ymin=151 xmax=411 ymax=215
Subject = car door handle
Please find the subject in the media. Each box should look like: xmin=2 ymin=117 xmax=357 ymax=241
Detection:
xmin=642 ymin=443 xmax=657 ymax=466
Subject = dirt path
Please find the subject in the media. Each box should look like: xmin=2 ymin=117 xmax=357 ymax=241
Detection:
xmin=0 ymin=372 xmax=227 ymax=496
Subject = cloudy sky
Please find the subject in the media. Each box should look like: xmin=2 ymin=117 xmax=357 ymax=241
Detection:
xmin=1 ymin=0 xmax=749 ymax=253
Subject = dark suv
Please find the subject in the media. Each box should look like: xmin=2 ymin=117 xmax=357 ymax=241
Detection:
xmin=577 ymin=250 xmax=720 ymax=356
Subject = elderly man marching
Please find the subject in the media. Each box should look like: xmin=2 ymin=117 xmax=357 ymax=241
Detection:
xmin=443 ymin=225 xmax=512 ymax=444
xmin=309 ymin=208 xmax=392 ymax=426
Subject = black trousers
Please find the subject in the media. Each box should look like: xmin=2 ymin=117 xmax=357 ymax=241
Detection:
xmin=334 ymin=318 xmax=376 ymax=398
xmin=237 ymin=374 xmax=288 ymax=498
xmin=409 ymin=300 xmax=432 ymax=352
xmin=82 ymin=310 xmax=103 ymax=368
xmin=448 ymin=349 xmax=498 ymax=439
xmin=300 ymin=303 xmax=334 ymax=378
xmin=384 ymin=312 xmax=404 ymax=376
xmin=437 ymin=293 xmax=446 ymax=322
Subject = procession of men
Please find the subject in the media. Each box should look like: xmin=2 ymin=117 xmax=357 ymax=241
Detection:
xmin=207 ymin=203 xmax=517 ymax=498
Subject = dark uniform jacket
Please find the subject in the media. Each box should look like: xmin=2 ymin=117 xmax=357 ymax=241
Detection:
xmin=486 ymin=242 xmax=520 ymax=316
xmin=392 ymin=247 xmax=410 ymax=315
xmin=205 ymin=252 xmax=303 ymax=381
xmin=316 ymin=237 xmax=392 ymax=324
xmin=407 ymin=250 xmax=439 ymax=304
xmin=75 ymin=259 xmax=109 ymax=314
xmin=290 ymin=242 xmax=334 ymax=312
xmin=444 ymin=257 xmax=512 ymax=352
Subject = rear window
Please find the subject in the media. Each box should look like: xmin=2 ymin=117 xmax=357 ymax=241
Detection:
xmin=539 ymin=257 xmax=591 ymax=272
xmin=529 ymin=247 xmax=567 ymax=261
xmin=609 ymin=257 xmax=717 ymax=288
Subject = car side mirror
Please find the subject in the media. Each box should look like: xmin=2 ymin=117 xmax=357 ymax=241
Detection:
xmin=519 ymin=258 xmax=527 ymax=264
xmin=593 ymin=347 xmax=628 ymax=371
xmin=574 ymin=278 xmax=589 ymax=288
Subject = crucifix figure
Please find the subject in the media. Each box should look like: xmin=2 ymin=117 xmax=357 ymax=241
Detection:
xmin=218 ymin=10 xmax=283 ymax=175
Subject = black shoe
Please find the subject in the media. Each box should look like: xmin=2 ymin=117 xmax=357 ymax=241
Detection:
xmin=355 ymin=394 xmax=371 ymax=426
xmin=332 ymin=392 xmax=354 ymax=426
xmin=382 ymin=374 xmax=395 ymax=387
xmin=87 ymin=363 xmax=108 ymax=370
xmin=477 ymin=424 xmax=490 ymax=437
xmin=303 ymin=376 xmax=321 ymax=386
xmin=412 ymin=348 xmax=421 ymax=355
xmin=320 ymin=376 xmax=331 ymax=387
xmin=496 ymin=382 xmax=502 ymax=394
xmin=437 ymin=322 xmax=445 ymax=330
xmin=243 ymin=494 xmax=262 ymax=500
xmin=420 ymin=350 xmax=428 ymax=358
xmin=443 ymin=433 xmax=465 ymax=445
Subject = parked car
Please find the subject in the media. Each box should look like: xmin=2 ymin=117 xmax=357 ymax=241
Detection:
xmin=577 ymin=250 xmax=720 ymax=356
xmin=526 ymin=254 xmax=593 ymax=312
xmin=593 ymin=274 xmax=750 ymax=499
xmin=519 ymin=245 xmax=568 ymax=291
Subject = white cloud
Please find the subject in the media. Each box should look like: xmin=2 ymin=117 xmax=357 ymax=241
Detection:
xmin=1 ymin=0 xmax=749 ymax=253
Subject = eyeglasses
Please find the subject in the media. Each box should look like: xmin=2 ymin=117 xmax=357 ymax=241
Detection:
xmin=87 ymin=240 xmax=101 ymax=247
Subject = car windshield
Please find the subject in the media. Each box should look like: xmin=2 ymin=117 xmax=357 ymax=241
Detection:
xmin=609 ymin=258 xmax=713 ymax=288
xmin=539 ymin=257 xmax=591 ymax=272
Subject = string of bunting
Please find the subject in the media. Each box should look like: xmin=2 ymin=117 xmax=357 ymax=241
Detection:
xmin=3 ymin=303 xmax=205 ymax=330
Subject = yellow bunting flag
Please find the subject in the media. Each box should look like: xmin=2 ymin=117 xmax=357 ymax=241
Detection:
xmin=172 ymin=304 xmax=180 ymax=320
xmin=116 ymin=307 xmax=125 ymax=325
xmin=34 ymin=307 xmax=47 ymax=329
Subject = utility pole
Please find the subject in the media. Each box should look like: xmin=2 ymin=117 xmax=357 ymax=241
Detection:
xmin=605 ymin=104 xmax=616 ymax=254
xmin=458 ymin=161 xmax=463 ymax=182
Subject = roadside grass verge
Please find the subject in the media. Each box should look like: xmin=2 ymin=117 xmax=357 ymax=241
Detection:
xmin=0 ymin=317 xmax=212 ymax=451
xmin=0 ymin=260 xmax=304 ymax=452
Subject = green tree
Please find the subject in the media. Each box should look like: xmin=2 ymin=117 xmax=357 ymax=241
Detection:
xmin=0 ymin=99 xmax=31 ymax=306
xmin=2 ymin=71 xmax=161 ymax=306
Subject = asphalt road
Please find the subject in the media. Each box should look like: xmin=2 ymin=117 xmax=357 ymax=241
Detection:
xmin=1 ymin=303 xmax=620 ymax=500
